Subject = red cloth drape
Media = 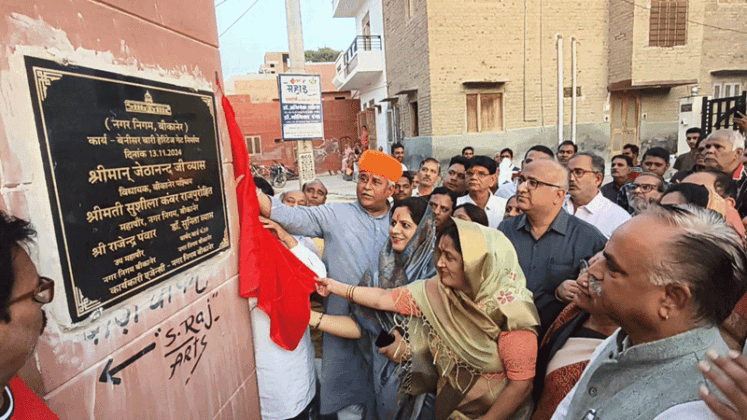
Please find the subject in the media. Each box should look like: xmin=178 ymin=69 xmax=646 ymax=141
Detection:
xmin=218 ymin=81 xmax=317 ymax=351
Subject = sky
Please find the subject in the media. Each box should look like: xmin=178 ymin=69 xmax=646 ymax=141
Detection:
xmin=216 ymin=0 xmax=356 ymax=80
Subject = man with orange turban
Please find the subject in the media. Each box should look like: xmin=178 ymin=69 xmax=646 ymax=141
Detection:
xmin=256 ymin=150 xmax=400 ymax=419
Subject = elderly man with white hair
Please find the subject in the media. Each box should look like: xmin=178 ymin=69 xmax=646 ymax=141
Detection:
xmin=551 ymin=204 xmax=747 ymax=420
xmin=702 ymin=129 xmax=747 ymax=218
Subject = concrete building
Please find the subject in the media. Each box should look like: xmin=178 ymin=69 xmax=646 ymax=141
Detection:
xmin=382 ymin=0 xmax=747 ymax=168
xmin=259 ymin=51 xmax=290 ymax=74
xmin=332 ymin=0 xmax=393 ymax=152
xmin=227 ymin=59 xmax=361 ymax=175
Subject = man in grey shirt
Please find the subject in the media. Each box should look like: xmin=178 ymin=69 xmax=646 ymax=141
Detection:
xmin=498 ymin=159 xmax=606 ymax=333
xmin=258 ymin=154 xmax=399 ymax=418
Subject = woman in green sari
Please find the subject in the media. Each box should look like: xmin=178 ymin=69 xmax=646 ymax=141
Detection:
xmin=316 ymin=218 xmax=540 ymax=420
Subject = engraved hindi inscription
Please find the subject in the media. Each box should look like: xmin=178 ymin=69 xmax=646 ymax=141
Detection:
xmin=25 ymin=56 xmax=230 ymax=322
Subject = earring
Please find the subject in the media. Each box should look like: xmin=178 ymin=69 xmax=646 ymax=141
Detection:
xmin=659 ymin=308 xmax=669 ymax=320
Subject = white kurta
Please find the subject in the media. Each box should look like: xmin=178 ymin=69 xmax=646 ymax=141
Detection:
xmin=249 ymin=242 xmax=326 ymax=420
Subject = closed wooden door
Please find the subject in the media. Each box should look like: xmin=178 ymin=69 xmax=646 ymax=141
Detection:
xmin=610 ymin=92 xmax=639 ymax=155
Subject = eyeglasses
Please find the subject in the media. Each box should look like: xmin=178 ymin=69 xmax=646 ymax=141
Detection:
xmin=8 ymin=276 xmax=55 ymax=305
xmin=466 ymin=170 xmax=491 ymax=179
xmin=517 ymin=176 xmax=562 ymax=190
xmin=569 ymin=168 xmax=599 ymax=178
xmin=631 ymin=183 xmax=658 ymax=193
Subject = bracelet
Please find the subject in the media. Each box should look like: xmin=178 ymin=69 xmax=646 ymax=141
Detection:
xmin=346 ymin=285 xmax=357 ymax=302
xmin=312 ymin=312 xmax=324 ymax=329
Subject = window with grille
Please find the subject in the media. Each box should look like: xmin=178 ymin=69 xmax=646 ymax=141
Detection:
xmin=466 ymin=93 xmax=503 ymax=133
xmin=245 ymin=135 xmax=262 ymax=155
xmin=649 ymin=0 xmax=687 ymax=47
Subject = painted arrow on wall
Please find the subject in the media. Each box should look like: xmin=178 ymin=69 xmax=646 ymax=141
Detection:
xmin=99 ymin=342 xmax=157 ymax=385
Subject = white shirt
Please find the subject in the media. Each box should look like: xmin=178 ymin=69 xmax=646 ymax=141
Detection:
xmin=550 ymin=334 xmax=720 ymax=420
xmin=562 ymin=192 xmax=631 ymax=239
xmin=495 ymin=182 xmax=517 ymax=199
xmin=401 ymin=162 xmax=408 ymax=172
xmin=249 ymin=242 xmax=326 ymax=420
xmin=457 ymin=193 xmax=507 ymax=229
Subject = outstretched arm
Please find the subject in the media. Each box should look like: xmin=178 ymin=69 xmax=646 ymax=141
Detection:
xmin=316 ymin=277 xmax=397 ymax=313
xmin=309 ymin=311 xmax=361 ymax=339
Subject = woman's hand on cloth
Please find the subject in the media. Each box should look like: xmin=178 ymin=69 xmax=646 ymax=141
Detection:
xmin=315 ymin=277 xmax=343 ymax=298
xmin=699 ymin=349 xmax=747 ymax=420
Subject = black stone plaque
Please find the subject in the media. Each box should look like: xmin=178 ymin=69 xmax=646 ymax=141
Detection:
xmin=25 ymin=56 xmax=230 ymax=322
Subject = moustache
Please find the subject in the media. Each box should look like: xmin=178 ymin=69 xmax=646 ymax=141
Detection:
xmin=41 ymin=310 xmax=48 ymax=334
xmin=588 ymin=274 xmax=602 ymax=297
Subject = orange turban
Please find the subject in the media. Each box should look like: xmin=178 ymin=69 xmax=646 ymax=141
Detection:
xmin=359 ymin=150 xmax=403 ymax=182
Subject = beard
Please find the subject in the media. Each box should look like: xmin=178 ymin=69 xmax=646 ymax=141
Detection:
xmin=40 ymin=310 xmax=47 ymax=335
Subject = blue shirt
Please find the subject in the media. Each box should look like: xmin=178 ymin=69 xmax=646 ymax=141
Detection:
xmin=270 ymin=197 xmax=390 ymax=413
xmin=498 ymin=210 xmax=606 ymax=331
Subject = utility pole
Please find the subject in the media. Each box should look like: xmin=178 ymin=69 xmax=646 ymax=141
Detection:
xmin=284 ymin=0 xmax=315 ymax=187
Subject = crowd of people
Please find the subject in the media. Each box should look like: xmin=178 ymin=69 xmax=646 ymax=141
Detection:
xmin=4 ymin=126 xmax=747 ymax=420
xmin=250 ymin=126 xmax=747 ymax=420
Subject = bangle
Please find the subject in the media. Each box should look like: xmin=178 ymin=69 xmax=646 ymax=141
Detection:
xmin=346 ymin=285 xmax=357 ymax=302
xmin=312 ymin=312 xmax=323 ymax=329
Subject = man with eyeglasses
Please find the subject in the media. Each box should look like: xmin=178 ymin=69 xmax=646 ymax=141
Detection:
xmin=626 ymin=172 xmax=667 ymax=215
xmin=563 ymin=152 xmax=631 ymax=239
xmin=0 ymin=212 xmax=58 ymax=419
xmin=498 ymin=160 xmax=606 ymax=334
xmin=442 ymin=155 xmax=471 ymax=197
xmin=456 ymin=156 xmax=507 ymax=228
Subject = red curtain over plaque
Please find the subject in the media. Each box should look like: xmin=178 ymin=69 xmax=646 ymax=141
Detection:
xmin=218 ymin=81 xmax=316 ymax=351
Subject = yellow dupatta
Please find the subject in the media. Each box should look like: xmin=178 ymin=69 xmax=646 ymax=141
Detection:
xmin=398 ymin=218 xmax=540 ymax=419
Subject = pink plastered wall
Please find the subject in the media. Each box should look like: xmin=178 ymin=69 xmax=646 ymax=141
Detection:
xmin=0 ymin=1 xmax=259 ymax=418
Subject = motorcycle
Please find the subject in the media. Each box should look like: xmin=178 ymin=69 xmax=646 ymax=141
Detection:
xmin=269 ymin=163 xmax=287 ymax=188
xmin=279 ymin=162 xmax=299 ymax=181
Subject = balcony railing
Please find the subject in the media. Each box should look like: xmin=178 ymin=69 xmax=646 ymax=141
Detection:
xmin=342 ymin=35 xmax=382 ymax=77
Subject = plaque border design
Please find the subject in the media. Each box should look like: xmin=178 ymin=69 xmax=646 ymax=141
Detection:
xmin=24 ymin=56 xmax=231 ymax=322
xmin=34 ymin=69 xmax=63 ymax=102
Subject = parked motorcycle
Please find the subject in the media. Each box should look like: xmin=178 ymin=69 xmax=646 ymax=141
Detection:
xmin=269 ymin=163 xmax=287 ymax=188
xmin=279 ymin=162 xmax=299 ymax=181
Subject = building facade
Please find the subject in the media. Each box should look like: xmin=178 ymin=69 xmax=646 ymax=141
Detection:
xmin=382 ymin=0 xmax=747 ymax=168
xmin=333 ymin=0 xmax=393 ymax=152
xmin=228 ymin=60 xmax=361 ymax=175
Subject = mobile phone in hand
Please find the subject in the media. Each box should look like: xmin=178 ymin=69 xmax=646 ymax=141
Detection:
xmin=375 ymin=329 xmax=396 ymax=347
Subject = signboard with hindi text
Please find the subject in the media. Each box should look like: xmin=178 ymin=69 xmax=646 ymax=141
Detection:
xmin=278 ymin=74 xmax=324 ymax=141
xmin=25 ymin=56 xmax=230 ymax=322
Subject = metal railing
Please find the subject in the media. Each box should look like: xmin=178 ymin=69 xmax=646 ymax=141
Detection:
xmin=701 ymin=91 xmax=747 ymax=136
xmin=342 ymin=35 xmax=382 ymax=77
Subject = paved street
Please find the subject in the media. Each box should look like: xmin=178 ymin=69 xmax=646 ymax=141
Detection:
xmin=274 ymin=173 xmax=358 ymax=203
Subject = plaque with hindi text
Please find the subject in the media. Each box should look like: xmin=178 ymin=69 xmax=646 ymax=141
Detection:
xmin=25 ymin=56 xmax=230 ymax=322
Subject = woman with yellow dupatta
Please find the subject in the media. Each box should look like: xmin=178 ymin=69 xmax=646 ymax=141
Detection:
xmin=316 ymin=218 xmax=540 ymax=420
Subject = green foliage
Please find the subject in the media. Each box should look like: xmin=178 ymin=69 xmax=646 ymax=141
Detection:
xmin=305 ymin=47 xmax=341 ymax=63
